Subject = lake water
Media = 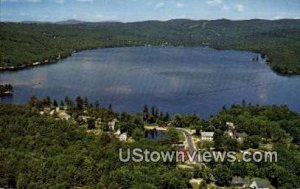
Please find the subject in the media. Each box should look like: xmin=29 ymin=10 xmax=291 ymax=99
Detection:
xmin=145 ymin=130 xmax=166 ymax=140
xmin=1 ymin=47 xmax=300 ymax=118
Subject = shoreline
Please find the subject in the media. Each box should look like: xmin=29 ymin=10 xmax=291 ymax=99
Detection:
xmin=0 ymin=45 xmax=298 ymax=76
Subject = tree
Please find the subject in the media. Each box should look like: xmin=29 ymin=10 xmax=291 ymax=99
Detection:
xmin=166 ymin=128 xmax=180 ymax=143
xmin=242 ymin=135 xmax=260 ymax=149
xmin=108 ymin=104 xmax=112 ymax=111
xmin=132 ymin=128 xmax=144 ymax=141
xmin=83 ymin=97 xmax=89 ymax=108
xmin=87 ymin=118 xmax=95 ymax=129
xmin=198 ymin=140 xmax=213 ymax=150
xmin=95 ymin=101 xmax=100 ymax=108
xmin=213 ymin=129 xmax=224 ymax=150
xmin=143 ymin=105 xmax=149 ymax=121
xmin=213 ymin=164 xmax=233 ymax=186
xmin=60 ymin=100 xmax=65 ymax=107
xmin=53 ymin=99 xmax=58 ymax=107
xmin=28 ymin=96 xmax=38 ymax=108
xmin=76 ymin=96 xmax=84 ymax=110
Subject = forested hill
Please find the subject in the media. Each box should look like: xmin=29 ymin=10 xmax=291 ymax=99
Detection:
xmin=1 ymin=19 xmax=300 ymax=74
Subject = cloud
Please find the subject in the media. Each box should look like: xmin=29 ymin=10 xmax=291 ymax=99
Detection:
xmin=76 ymin=0 xmax=93 ymax=3
xmin=4 ymin=0 xmax=41 ymax=2
xmin=154 ymin=2 xmax=165 ymax=9
xmin=176 ymin=2 xmax=184 ymax=8
xmin=54 ymin=0 xmax=65 ymax=4
xmin=26 ymin=0 xmax=40 ymax=2
xmin=235 ymin=4 xmax=244 ymax=12
xmin=206 ymin=0 xmax=222 ymax=6
xmin=221 ymin=5 xmax=230 ymax=11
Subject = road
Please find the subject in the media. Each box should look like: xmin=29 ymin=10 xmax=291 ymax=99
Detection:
xmin=174 ymin=128 xmax=200 ymax=163
xmin=144 ymin=126 xmax=198 ymax=162
xmin=175 ymin=128 xmax=196 ymax=152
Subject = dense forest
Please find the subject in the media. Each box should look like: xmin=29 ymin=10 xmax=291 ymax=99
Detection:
xmin=1 ymin=19 xmax=300 ymax=74
xmin=0 ymin=103 xmax=191 ymax=188
xmin=1 ymin=97 xmax=300 ymax=188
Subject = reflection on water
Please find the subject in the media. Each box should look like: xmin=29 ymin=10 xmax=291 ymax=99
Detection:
xmin=1 ymin=47 xmax=300 ymax=118
xmin=145 ymin=130 xmax=166 ymax=140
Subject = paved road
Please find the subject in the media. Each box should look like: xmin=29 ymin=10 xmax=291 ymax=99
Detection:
xmin=144 ymin=126 xmax=196 ymax=151
xmin=175 ymin=128 xmax=196 ymax=152
xmin=145 ymin=126 xmax=198 ymax=163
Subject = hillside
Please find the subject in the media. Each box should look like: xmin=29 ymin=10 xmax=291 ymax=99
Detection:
xmin=1 ymin=19 xmax=300 ymax=74
xmin=1 ymin=98 xmax=300 ymax=188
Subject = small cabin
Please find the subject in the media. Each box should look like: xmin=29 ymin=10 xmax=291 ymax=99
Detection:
xmin=200 ymin=132 xmax=214 ymax=141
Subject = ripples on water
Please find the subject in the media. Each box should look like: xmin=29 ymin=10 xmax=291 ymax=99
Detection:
xmin=1 ymin=47 xmax=300 ymax=118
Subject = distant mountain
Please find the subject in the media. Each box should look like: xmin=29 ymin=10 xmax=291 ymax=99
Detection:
xmin=21 ymin=21 xmax=52 ymax=24
xmin=55 ymin=19 xmax=85 ymax=25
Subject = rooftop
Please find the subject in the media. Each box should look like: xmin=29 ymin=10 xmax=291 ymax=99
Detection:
xmin=201 ymin=132 xmax=214 ymax=137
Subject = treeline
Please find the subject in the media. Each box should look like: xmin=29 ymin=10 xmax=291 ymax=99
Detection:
xmin=1 ymin=19 xmax=300 ymax=74
xmin=28 ymin=96 xmax=169 ymax=140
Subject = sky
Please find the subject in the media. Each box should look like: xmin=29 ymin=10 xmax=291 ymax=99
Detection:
xmin=0 ymin=0 xmax=300 ymax=22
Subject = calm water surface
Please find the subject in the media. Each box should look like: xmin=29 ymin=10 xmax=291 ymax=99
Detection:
xmin=1 ymin=47 xmax=300 ymax=118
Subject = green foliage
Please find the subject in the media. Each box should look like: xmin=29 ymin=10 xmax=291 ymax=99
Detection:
xmin=1 ymin=19 xmax=300 ymax=74
xmin=206 ymin=103 xmax=300 ymax=188
xmin=0 ymin=104 xmax=190 ymax=188
xmin=1 ymin=100 xmax=300 ymax=188
xmin=197 ymin=140 xmax=213 ymax=150
xmin=165 ymin=128 xmax=180 ymax=143
xmin=213 ymin=164 xmax=233 ymax=186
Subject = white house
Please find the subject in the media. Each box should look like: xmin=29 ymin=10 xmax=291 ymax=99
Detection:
xmin=108 ymin=118 xmax=118 ymax=131
xmin=200 ymin=132 xmax=214 ymax=141
xmin=119 ymin=133 xmax=127 ymax=141
xmin=234 ymin=132 xmax=248 ymax=141
xmin=58 ymin=112 xmax=71 ymax=120
xmin=226 ymin=122 xmax=235 ymax=130
xmin=114 ymin=129 xmax=121 ymax=136
xmin=250 ymin=180 xmax=269 ymax=189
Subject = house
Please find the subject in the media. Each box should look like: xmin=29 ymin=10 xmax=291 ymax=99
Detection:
xmin=114 ymin=129 xmax=121 ymax=136
xmin=234 ymin=132 xmax=248 ymax=141
xmin=49 ymin=110 xmax=55 ymax=115
xmin=108 ymin=118 xmax=118 ymax=131
xmin=58 ymin=112 xmax=71 ymax=120
xmin=226 ymin=122 xmax=235 ymax=130
xmin=231 ymin=176 xmax=250 ymax=188
xmin=43 ymin=107 xmax=51 ymax=114
xmin=119 ymin=133 xmax=127 ymax=141
xmin=32 ymin=62 xmax=41 ymax=66
xmin=200 ymin=132 xmax=214 ymax=141
xmin=250 ymin=179 xmax=270 ymax=189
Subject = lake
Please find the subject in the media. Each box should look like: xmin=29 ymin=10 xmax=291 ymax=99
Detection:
xmin=1 ymin=46 xmax=300 ymax=118
xmin=145 ymin=129 xmax=166 ymax=140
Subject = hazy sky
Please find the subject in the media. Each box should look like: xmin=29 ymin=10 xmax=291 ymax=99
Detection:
xmin=1 ymin=0 xmax=300 ymax=22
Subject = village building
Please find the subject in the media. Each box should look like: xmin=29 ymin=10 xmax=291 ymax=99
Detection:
xmin=250 ymin=179 xmax=270 ymax=189
xmin=234 ymin=132 xmax=248 ymax=141
xmin=58 ymin=112 xmax=71 ymax=121
xmin=231 ymin=176 xmax=250 ymax=188
xmin=226 ymin=122 xmax=235 ymax=130
xmin=200 ymin=132 xmax=214 ymax=141
xmin=114 ymin=129 xmax=121 ymax=136
xmin=119 ymin=133 xmax=127 ymax=141
xmin=108 ymin=118 xmax=118 ymax=131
